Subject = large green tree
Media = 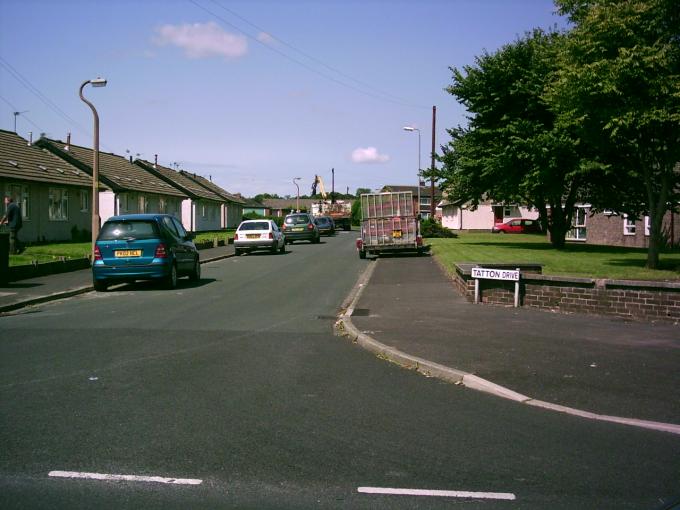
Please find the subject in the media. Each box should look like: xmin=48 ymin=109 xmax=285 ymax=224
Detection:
xmin=439 ymin=30 xmax=589 ymax=247
xmin=551 ymin=0 xmax=680 ymax=268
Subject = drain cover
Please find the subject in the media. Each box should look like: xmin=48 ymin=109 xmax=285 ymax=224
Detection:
xmin=351 ymin=308 xmax=370 ymax=316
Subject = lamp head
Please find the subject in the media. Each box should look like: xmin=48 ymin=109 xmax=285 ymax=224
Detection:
xmin=91 ymin=77 xmax=107 ymax=87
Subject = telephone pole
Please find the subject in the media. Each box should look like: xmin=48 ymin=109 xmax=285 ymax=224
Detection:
xmin=430 ymin=105 xmax=437 ymax=220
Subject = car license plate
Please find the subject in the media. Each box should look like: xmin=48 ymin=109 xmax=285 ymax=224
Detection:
xmin=246 ymin=234 xmax=260 ymax=239
xmin=392 ymin=230 xmax=403 ymax=239
xmin=115 ymin=250 xmax=142 ymax=257
xmin=292 ymin=227 xmax=304 ymax=232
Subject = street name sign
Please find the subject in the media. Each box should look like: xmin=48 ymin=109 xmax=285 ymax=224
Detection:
xmin=471 ymin=267 xmax=521 ymax=307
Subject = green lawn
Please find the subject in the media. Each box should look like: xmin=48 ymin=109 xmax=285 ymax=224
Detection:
xmin=428 ymin=233 xmax=680 ymax=281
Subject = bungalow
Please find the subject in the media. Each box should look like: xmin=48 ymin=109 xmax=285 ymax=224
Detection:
xmin=262 ymin=198 xmax=317 ymax=217
xmin=178 ymin=171 xmax=244 ymax=228
xmin=36 ymin=137 xmax=188 ymax=226
xmin=568 ymin=206 xmax=680 ymax=249
xmin=135 ymin=160 xmax=224 ymax=232
xmin=0 ymin=129 xmax=97 ymax=242
xmin=380 ymin=185 xmax=443 ymax=220
xmin=440 ymin=198 xmax=539 ymax=231
xmin=240 ymin=196 xmax=270 ymax=217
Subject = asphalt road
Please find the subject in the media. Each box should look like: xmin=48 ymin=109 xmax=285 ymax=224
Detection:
xmin=1 ymin=232 xmax=678 ymax=509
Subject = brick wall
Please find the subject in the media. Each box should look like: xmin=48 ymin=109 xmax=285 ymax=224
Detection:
xmin=453 ymin=264 xmax=680 ymax=322
xmin=586 ymin=210 xmax=680 ymax=249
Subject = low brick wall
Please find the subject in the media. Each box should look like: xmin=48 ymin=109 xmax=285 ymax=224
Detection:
xmin=454 ymin=263 xmax=680 ymax=322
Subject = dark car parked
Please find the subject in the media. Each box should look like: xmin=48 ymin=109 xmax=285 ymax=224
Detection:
xmin=314 ymin=215 xmax=335 ymax=236
xmin=92 ymin=214 xmax=200 ymax=291
xmin=281 ymin=213 xmax=320 ymax=244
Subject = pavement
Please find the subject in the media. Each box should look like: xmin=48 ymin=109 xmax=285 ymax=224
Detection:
xmin=338 ymin=254 xmax=680 ymax=435
xmin=3 ymin=243 xmax=680 ymax=436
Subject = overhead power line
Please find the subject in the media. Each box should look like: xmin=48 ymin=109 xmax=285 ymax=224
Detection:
xmin=0 ymin=94 xmax=43 ymax=132
xmin=189 ymin=0 xmax=429 ymax=110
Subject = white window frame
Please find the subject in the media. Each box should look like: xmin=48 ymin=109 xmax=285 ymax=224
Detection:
xmin=138 ymin=195 xmax=148 ymax=214
xmin=49 ymin=187 xmax=69 ymax=221
xmin=159 ymin=196 xmax=167 ymax=214
xmin=623 ymin=214 xmax=636 ymax=236
xmin=644 ymin=215 xmax=650 ymax=237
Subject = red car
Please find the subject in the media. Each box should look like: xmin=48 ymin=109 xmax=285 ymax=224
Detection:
xmin=492 ymin=218 xmax=542 ymax=234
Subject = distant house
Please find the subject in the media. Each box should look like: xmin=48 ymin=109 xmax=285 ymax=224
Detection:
xmin=380 ymin=185 xmax=443 ymax=219
xmin=178 ymin=171 xmax=244 ymax=229
xmin=0 ymin=129 xmax=97 ymax=242
xmin=441 ymin=198 xmax=539 ymax=231
xmin=263 ymin=198 xmax=316 ymax=217
xmin=240 ymin=196 xmax=269 ymax=216
xmin=135 ymin=160 xmax=223 ymax=232
xmin=36 ymin=137 xmax=188 ymax=227
xmin=566 ymin=205 xmax=680 ymax=248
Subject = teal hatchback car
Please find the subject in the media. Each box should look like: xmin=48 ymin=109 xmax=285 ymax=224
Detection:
xmin=92 ymin=214 xmax=200 ymax=291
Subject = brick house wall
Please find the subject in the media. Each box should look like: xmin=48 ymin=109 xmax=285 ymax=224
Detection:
xmin=586 ymin=210 xmax=680 ymax=249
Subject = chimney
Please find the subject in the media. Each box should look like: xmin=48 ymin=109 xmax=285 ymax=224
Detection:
xmin=154 ymin=154 xmax=158 ymax=169
xmin=209 ymin=175 xmax=212 ymax=181
xmin=27 ymin=132 xmax=32 ymax=146
xmin=129 ymin=156 xmax=133 ymax=163
xmin=64 ymin=132 xmax=71 ymax=151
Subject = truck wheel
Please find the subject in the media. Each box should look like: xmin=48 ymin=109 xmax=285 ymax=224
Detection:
xmin=359 ymin=250 xmax=366 ymax=259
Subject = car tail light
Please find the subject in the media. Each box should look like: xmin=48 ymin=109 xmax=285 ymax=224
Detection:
xmin=268 ymin=232 xmax=274 ymax=239
xmin=307 ymin=223 xmax=314 ymax=230
xmin=94 ymin=245 xmax=103 ymax=261
xmin=234 ymin=233 xmax=239 ymax=240
xmin=154 ymin=243 xmax=168 ymax=258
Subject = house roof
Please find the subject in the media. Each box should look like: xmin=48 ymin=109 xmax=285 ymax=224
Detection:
xmin=179 ymin=171 xmax=245 ymax=204
xmin=241 ymin=197 xmax=268 ymax=208
xmin=381 ymin=184 xmax=443 ymax=198
xmin=0 ymin=129 xmax=95 ymax=188
xmin=135 ymin=160 xmax=224 ymax=202
xmin=36 ymin=137 xmax=186 ymax=198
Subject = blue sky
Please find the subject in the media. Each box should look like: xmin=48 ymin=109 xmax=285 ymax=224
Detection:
xmin=0 ymin=0 xmax=566 ymax=198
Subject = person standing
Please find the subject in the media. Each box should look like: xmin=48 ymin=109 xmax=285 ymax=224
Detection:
xmin=1 ymin=196 xmax=23 ymax=254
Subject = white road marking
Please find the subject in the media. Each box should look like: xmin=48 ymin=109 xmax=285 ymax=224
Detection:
xmin=357 ymin=487 xmax=516 ymax=500
xmin=48 ymin=471 xmax=202 ymax=485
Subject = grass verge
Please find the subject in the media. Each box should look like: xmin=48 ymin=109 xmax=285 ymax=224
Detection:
xmin=428 ymin=233 xmax=680 ymax=281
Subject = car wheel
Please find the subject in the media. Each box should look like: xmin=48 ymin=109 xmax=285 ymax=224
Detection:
xmin=279 ymin=241 xmax=285 ymax=253
xmin=93 ymin=279 xmax=108 ymax=292
xmin=165 ymin=262 xmax=178 ymax=289
xmin=235 ymin=248 xmax=242 ymax=255
xmin=190 ymin=257 xmax=201 ymax=281
xmin=270 ymin=243 xmax=278 ymax=254
xmin=312 ymin=235 xmax=320 ymax=244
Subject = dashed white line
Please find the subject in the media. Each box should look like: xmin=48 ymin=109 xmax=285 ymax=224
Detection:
xmin=48 ymin=471 xmax=202 ymax=485
xmin=358 ymin=487 xmax=516 ymax=500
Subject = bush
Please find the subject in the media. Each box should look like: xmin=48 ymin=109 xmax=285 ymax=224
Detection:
xmin=420 ymin=218 xmax=457 ymax=238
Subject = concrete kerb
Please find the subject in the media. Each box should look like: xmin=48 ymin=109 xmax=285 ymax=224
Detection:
xmin=335 ymin=258 xmax=680 ymax=436
xmin=0 ymin=253 xmax=235 ymax=314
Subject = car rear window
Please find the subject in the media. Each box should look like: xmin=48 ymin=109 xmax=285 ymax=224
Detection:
xmin=316 ymin=217 xmax=330 ymax=225
xmin=99 ymin=220 xmax=159 ymax=240
xmin=239 ymin=222 xmax=270 ymax=231
xmin=285 ymin=215 xmax=310 ymax=225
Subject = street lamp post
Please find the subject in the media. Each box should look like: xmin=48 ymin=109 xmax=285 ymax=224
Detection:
xmin=293 ymin=177 xmax=302 ymax=212
xmin=403 ymin=126 xmax=421 ymax=216
xmin=79 ymin=77 xmax=107 ymax=259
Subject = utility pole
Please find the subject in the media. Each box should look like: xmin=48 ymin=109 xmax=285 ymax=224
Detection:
xmin=430 ymin=105 xmax=437 ymax=221
xmin=331 ymin=168 xmax=335 ymax=204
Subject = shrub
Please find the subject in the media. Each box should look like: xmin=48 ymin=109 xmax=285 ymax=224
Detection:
xmin=420 ymin=218 xmax=457 ymax=238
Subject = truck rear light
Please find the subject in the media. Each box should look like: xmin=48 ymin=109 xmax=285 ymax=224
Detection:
xmin=356 ymin=239 xmax=363 ymax=250
xmin=416 ymin=235 xmax=423 ymax=246
xmin=94 ymin=245 xmax=102 ymax=261
xmin=154 ymin=243 xmax=168 ymax=258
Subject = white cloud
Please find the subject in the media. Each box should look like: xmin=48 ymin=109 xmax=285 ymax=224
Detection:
xmin=351 ymin=147 xmax=390 ymax=164
xmin=154 ymin=22 xmax=247 ymax=59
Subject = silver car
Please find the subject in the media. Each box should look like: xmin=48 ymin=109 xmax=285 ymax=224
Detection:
xmin=234 ymin=220 xmax=285 ymax=255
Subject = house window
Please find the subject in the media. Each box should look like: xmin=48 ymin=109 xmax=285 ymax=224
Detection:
xmin=159 ymin=196 xmax=167 ymax=213
xmin=504 ymin=206 xmax=513 ymax=217
xmin=623 ymin=214 xmax=636 ymax=235
xmin=201 ymin=204 xmax=207 ymax=218
xmin=7 ymin=184 xmax=30 ymax=219
xmin=80 ymin=190 xmax=89 ymax=212
xmin=644 ymin=216 xmax=650 ymax=237
xmin=49 ymin=188 xmax=69 ymax=221
xmin=138 ymin=195 xmax=148 ymax=213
